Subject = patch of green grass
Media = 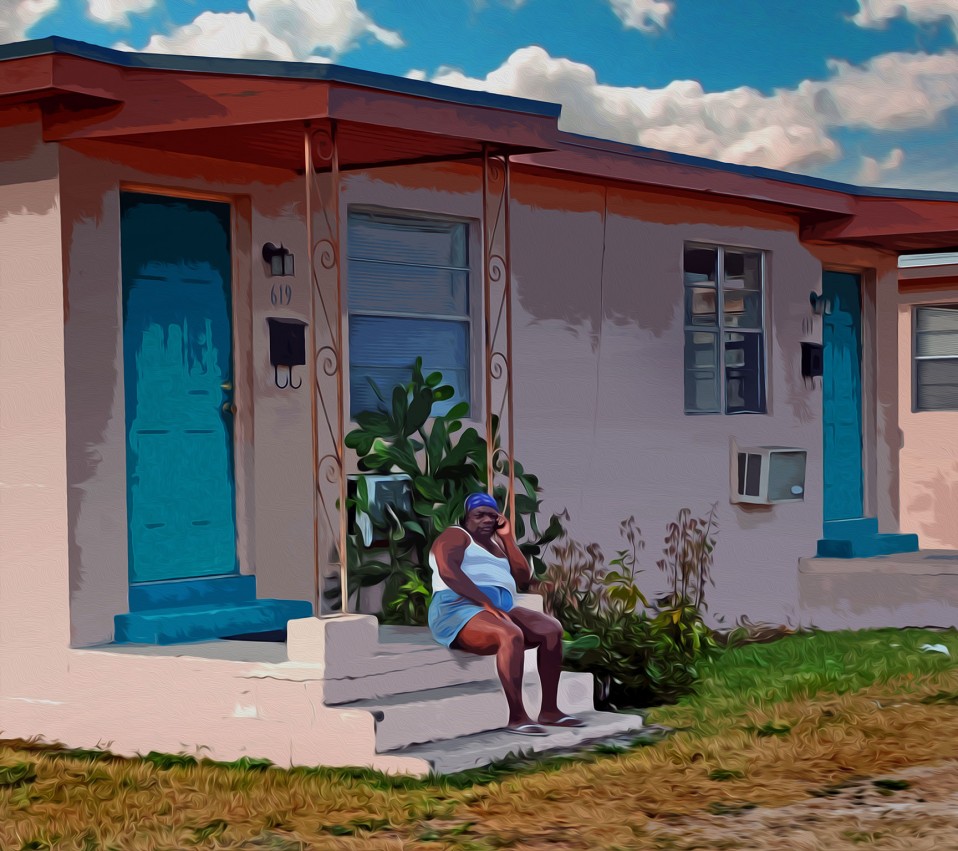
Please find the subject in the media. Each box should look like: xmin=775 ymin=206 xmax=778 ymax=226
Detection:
xmin=191 ymin=819 xmax=228 ymax=842
xmin=650 ymin=627 xmax=958 ymax=729
xmin=0 ymin=763 xmax=36 ymax=787
xmin=747 ymin=720 xmax=793 ymax=737
xmin=141 ymin=751 xmax=197 ymax=770
xmin=592 ymin=743 xmax=629 ymax=755
xmin=204 ymin=755 xmax=274 ymax=772
xmin=708 ymin=768 xmax=744 ymax=781
xmin=920 ymin=690 xmax=958 ymax=705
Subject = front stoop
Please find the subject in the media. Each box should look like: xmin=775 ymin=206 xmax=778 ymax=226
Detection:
xmin=12 ymin=598 xmax=641 ymax=777
xmin=288 ymin=600 xmax=645 ymax=773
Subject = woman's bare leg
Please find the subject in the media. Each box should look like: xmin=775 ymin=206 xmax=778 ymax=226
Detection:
xmin=506 ymin=607 xmax=580 ymax=724
xmin=453 ymin=612 xmax=536 ymax=727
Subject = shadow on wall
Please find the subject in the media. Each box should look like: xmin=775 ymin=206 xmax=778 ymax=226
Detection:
xmin=0 ymin=111 xmax=58 ymax=215
xmin=511 ymin=197 xmax=681 ymax=343
xmin=64 ymin=208 xmax=124 ymax=605
xmin=513 ymin=203 xmax=604 ymax=346
xmin=908 ymin=462 xmax=958 ymax=548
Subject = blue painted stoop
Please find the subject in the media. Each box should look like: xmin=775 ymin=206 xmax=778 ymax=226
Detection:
xmin=816 ymin=517 xmax=919 ymax=558
xmin=115 ymin=575 xmax=313 ymax=645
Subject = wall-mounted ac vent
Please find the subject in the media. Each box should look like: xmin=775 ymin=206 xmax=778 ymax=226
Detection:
xmin=349 ymin=474 xmax=413 ymax=546
xmin=732 ymin=446 xmax=807 ymax=505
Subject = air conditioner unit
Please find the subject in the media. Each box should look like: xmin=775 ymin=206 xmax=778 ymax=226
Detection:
xmin=732 ymin=446 xmax=807 ymax=505
xmin=348 ymin=474 xmax=413 ymax=546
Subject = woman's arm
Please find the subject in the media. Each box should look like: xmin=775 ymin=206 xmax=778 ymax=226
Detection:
xmin=433 ymin=529 xmax=511 ymax=620
xmin=494 ymin=515 xmax=532 ymax=588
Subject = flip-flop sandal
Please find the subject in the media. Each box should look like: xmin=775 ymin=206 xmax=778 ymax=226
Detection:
xmin=506 ymin=723 xmax=549 ymax=736
xmin=540 ymin=715 xmax=587 ymax=728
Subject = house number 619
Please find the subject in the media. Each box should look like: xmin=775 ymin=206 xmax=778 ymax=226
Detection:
xmin=270 ymin=283 xmax=292 ymax=306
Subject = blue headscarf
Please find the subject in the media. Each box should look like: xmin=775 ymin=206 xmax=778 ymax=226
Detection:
xmin=464 ymin=492 xmax=498 ymax=515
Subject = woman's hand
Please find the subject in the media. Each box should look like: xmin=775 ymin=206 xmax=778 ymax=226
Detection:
xmin=494 ymin=514 xmax=512 ymax=539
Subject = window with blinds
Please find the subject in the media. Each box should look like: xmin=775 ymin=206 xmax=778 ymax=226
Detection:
xmin=914 ymin=305 xmax=958 ymax=411
xmin=347 ymin=209 xmax=472 ymax=419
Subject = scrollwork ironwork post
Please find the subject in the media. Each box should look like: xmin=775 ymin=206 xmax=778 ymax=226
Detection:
xmin=482 ymin=147 xmax=516 ymax=522
xmin=306 ymin=120 xmax=348 ymax=616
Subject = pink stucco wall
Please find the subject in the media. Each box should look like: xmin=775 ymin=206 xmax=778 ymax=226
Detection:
xmin=0 ymin=109 xmax=72 ymax=694
xmin=897 ymin=276 xmax=958 ymax=550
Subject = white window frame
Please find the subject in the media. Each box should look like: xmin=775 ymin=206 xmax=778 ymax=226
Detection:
xmin=345 ymin=205 xmax=481 ymax=422
xmin=913 ymin=303 xmax=958 ymax=412
xmin=683 ymin=242 xmax=768 ymax=415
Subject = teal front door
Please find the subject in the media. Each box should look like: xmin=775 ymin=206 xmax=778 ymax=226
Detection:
xmin=121 ymin=193 xmax=238 ymax=583
xmin=822 ymin=270 xmax=864 ymax=522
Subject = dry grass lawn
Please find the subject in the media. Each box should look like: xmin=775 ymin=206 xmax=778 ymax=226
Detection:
xmin=2 ymin=628 xmax=958 ymax=850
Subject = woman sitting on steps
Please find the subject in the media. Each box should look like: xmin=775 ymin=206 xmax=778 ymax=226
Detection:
xmin=427 ymin=492 xmax=585 ymax=736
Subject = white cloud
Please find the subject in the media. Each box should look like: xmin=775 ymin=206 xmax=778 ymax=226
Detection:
xmin=428 ymin=47 xmax=837 ymax=170
xmin=809 ymin=52 xmax=958 ymax=130
xmin=249 ymin=0 xmax=402 ymax=55
xmin=123 ymin=12 xmax=298 ymax=61
xmin=853 ymin=0 xmax=958 ymax=30
xmin=125 ymin=0 xmax=402 ymax=61
xmin=857 ymin=147 xmax=905 ymax=183
xmin=87 ymin=0 xmax=154 ymax=27
xmin=0 ymin=0 xmax=57 ymax=42
xmin=609 ymin=0 xmax=673 ymax=32
xmin=424 ymin=46 xmax=958 ymax=174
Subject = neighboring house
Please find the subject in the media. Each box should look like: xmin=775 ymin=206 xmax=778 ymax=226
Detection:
xmin=3 ymin=36 xmax=958 ymax=772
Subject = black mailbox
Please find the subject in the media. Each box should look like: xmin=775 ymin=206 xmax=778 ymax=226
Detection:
xmin=267 ymin=317 xmax=307 ymax=389
xmin=801 ymin=341 xmax=823 ymax=379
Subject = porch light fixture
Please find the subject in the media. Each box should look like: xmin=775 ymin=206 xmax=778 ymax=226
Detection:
xmin=262 ymin=242 xmax=294 ymax=277
xmin=809 ymin=291 xmax=831 ymax=315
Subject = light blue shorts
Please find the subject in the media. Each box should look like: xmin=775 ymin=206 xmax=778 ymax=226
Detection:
xmin=428 ymin=585 xmax=515 ymax=648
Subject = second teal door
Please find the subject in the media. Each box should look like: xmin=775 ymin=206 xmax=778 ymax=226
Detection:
xmin=822 ymin=270 xmax=864 ymax=522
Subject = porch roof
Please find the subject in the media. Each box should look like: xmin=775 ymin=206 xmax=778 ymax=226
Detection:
xmin=4 ymin=36 xmax=958 ymax=252
xmin=0 ymin=37 xmax=562 ymax=171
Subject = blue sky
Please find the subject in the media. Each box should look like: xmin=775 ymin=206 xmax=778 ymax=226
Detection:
xmin=6 ymin=0 xmax=958 ymax=189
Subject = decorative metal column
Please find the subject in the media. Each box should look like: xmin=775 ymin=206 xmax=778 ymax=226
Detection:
xmin=305 ymin=120 xmax=349 ymax=616
xmin=482 ymin=147 xmax=516 ymax=521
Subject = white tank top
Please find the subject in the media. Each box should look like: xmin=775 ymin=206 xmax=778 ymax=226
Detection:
xmin=429 ymin=526 xmax=518 ymax=595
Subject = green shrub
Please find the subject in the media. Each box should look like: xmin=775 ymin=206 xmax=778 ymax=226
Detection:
xmin=540 ymin=508 xmax=722 ymax=709
xmin=342 ymin=359 xmax=563 ymax=625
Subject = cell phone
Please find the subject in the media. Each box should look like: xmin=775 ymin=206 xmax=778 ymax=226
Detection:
xmin=496 ymin=515 xmax=507 ymax=529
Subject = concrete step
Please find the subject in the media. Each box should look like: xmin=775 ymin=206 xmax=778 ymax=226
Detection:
xmin=319 ymin=626 xmax=545 ymax=705
xmin=128 ymin=575 xmax=257 ymax=611
xmin=321 ymin=652 xmax=499 ymax=705
xmin=389 ymin=709 xmax=646 ymax=774
xmin=114 ymin=599 xmax=313 ymax=645
xmin=816 ymin=532 xmax=920 ymax=558
xmin=821 ymin=517 xmax=879 ymax=540
xmin=346 ymin=670 xmax=595 ymax=751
